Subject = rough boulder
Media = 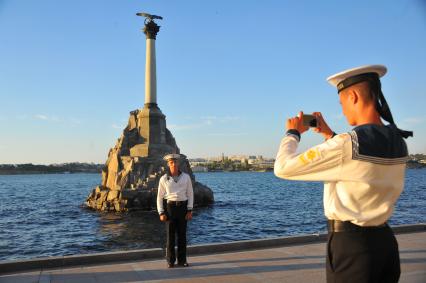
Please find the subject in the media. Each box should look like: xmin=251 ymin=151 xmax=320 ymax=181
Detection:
xmin=85 ymin=107 xmax=214 ymax=212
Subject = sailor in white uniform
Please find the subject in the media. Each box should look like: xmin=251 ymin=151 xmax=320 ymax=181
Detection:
xmin=157 ymin=153 xmax=194 ymax=268
xmin=274 ymin=65 xmax=412 ymax=282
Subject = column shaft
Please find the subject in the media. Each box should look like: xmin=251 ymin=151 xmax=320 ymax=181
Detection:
xmin=145 ymin=38 xmax=157 ymax=105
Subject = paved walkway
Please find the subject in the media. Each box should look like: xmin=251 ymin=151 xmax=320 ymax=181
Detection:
xmin=1 ymin=231 xmax=425 ymax=283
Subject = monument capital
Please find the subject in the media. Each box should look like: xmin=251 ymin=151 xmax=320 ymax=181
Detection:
xmin=143 ymin=20 xmax=160 ymax=40
xmin=137 ymin=12 xmax=162 ymax=40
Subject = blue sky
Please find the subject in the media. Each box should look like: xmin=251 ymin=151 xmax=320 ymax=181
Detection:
xmin=0 ymin=0 xmax=425 ymax=164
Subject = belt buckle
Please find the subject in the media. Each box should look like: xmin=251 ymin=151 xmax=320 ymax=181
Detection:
xmin=328 ymin=220 xmax=387 ymax=233
xmin=328 ymin=220 xmax=352 ymax=232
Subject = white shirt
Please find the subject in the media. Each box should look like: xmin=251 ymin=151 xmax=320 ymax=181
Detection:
xmin=274 ymin=126 xmax=408 ymax=227
xmin=157 ymin=172 xmax=194 ymax=214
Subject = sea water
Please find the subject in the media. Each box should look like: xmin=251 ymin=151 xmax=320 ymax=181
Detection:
xmin=0 ymin=170 xmax=424 ymax=261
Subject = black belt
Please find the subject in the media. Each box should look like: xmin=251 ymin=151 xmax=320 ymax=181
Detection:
xmin=327 ymin=220 xmax=387 ymax=233
xmin=167 ymin=200 xmax=187 ymax=206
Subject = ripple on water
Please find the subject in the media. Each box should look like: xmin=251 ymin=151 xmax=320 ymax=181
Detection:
xmin=0 ymin=171 xmax=425 ymax=261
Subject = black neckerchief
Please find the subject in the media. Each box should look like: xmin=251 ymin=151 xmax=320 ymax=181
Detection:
xmin=166 ymin=170 xmax=182 ymax=183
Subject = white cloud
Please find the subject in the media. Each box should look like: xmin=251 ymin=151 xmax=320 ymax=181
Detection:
xmin=112 ymin=123 xmax=124 ymax=129
xmin=168 ymin=115 xmax=242 ymax=131
xmin=33 ymin=114 xmax=83 ymax=126
xmin=221 ymin=116 xmax=241 ymax=121
xmin=201 ymin=116 xmax=217 ymax=120
xmin=168 ymin=123 xmax=204 ymax=130
xmin=35 ymin=114 xmax=48 ymax=120
xmin=200 ymin=116 xmax=241 ymax=124
xmin=34 ymin=114 xmax=61 ymax=122
xmin=208 ymin=132 xmax=247 ymax=136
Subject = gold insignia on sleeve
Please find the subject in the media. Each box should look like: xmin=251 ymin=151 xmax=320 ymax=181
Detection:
xmin=299 ymin=148 xmax=321 ymax=165
xmin=306 ymin=149 xmax=317 ymax=161
xmin=299 ymin=154 xmax=308 ymax=165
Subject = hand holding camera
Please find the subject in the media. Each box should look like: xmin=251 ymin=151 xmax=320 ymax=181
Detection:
xmin=302 ymin=114 xmax=317 ymax=128
xmin=286 ymin=111 xmax=310 ymax=134
xmin=286 ymin=111 xmax=334 ymax=140
xmin=311 ymin=112 xmax=334 ymax=140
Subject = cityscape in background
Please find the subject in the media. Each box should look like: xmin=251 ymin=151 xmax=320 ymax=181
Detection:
xmin=189 ymin=154 xmax=274 ymax=172
xmin=1 ymin=154 xmax=425 ymax=174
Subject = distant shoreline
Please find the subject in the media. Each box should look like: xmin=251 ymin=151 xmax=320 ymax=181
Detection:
xmin=0 ymin=160 xmax=423 ymax=176
xmin=406 ymin=160 xmax=426 ymax=169
xmin=0 ymin=169 xmax=270 ymax=176
xmin=0 ymin=163 xmax=103 ymax=176
xmin=0 ymin=171 xmax=100 ymax=175
xmin=0 ymin=167 xmax=423 ymax=176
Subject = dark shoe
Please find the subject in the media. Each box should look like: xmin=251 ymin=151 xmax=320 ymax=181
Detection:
xmin=167 ymin=262 xmax=175 ymax=268
xmin=178 ymin=262 xmax=189 ymax=267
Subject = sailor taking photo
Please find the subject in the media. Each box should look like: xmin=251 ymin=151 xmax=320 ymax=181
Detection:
xmin=274 ymin=65 xmax=412 ymax=283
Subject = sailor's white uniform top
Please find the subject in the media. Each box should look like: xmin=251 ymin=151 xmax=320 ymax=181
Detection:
xmin=274 ymin=124 xmax=408 ymax=227
xmin=157 ymin=172 xmax=194 ymax=215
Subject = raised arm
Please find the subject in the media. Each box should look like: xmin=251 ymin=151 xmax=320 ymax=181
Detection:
xmin=274 ymin=132 xmax=346 ymax=181
xmin=274 ymin=111 xmax=345 ymax=182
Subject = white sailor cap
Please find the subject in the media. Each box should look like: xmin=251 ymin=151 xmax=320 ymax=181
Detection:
xmin=327 ymin=65 xmax=387 ymax=92
xmin=163 ymin=153 xmax=181 ymax=161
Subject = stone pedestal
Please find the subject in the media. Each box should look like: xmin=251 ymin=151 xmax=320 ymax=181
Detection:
xmin=85 ymin=107 xmax=214 ymax=212
xmin=133 ymin=104 xmax=175 ymax=157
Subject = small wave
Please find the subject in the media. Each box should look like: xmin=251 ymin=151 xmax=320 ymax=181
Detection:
xmin=0 ymin=171 xmax=425 ymax=261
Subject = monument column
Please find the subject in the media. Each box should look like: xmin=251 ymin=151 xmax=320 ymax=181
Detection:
xmin=143 ymin=20 xmax=160 ymax=107
xmin=84 ymin=12 xmax=213 ymax=213
xmin=133 ymin=13 xmax=172 ymax=156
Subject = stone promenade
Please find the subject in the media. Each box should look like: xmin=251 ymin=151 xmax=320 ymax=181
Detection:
xmin=1 ymin=230 xmax=425 ymax=283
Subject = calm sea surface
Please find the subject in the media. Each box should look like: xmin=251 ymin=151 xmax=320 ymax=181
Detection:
xmin=0 ymin=170 xmax=425 ymax=261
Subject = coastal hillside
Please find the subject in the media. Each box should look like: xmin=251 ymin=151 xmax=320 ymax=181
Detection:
xmin=0 ymin=163 xmax=103 ymax=175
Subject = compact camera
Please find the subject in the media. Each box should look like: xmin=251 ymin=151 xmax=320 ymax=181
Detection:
xmin=302 ymin=114 xmax=317 ymax=127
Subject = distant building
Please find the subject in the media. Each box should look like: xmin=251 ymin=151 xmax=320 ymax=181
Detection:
xmin=228 ymin=155 xmax=248 ymax=162
xmin=256 ymin=160 xmax=274 ymax=168
xmin=206 ymin=156 xmax=222 ymax=162
xmin=191 ymin=165 xmax=208 ymax=172
xmin=189 ymin=158 xmax=208 ymax=167
xmin=189 ymin=158 xmax=208 ymax=163
xmin=189 ymin=155 xmax=275 ymax=166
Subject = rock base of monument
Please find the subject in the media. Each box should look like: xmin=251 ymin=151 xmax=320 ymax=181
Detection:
xmin=85 ymin=107 xmax=214 ymax=212
xmin=86 ymin=181 xmax=214 ymax=212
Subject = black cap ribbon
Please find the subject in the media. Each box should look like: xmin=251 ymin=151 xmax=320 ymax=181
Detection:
xmin=337 ymin=73 xmax=413 ymax=139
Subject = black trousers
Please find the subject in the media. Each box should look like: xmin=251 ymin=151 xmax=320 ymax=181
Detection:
xmin=165 ymin=202 xmax=188 ymax=264
xmin=326 ymin=225 xmax=400 ymax=283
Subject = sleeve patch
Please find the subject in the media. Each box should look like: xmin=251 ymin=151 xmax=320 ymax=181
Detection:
xmin=299 ymin=148 xmax=321 ymax=165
